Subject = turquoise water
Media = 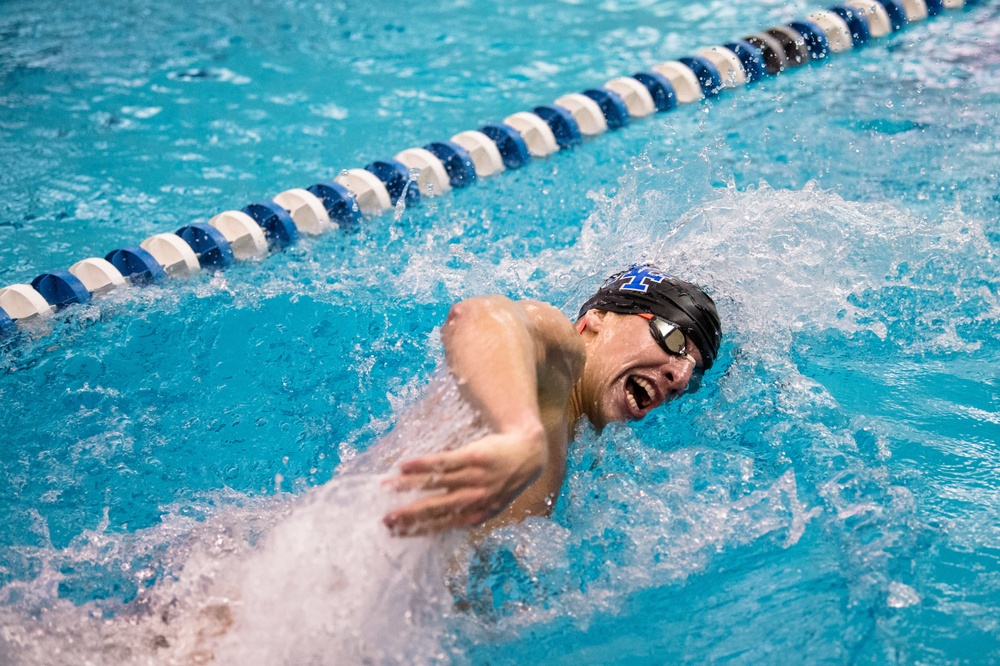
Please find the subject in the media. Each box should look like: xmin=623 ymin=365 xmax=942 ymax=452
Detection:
xmin=1 ymin=0 xmax=999 ymax=663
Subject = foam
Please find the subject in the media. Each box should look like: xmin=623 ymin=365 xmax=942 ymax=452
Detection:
xmin=2 ymin=177 xmax=998 ymax=663
xmin=0 ymin=374 xmax=483 ymax=665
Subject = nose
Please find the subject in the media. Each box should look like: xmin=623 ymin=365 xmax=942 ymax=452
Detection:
xmin=662 ymin=355 xmax=696 ymax=399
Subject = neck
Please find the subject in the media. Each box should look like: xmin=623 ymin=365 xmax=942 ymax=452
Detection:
xmin=567 ymin=374 xmax=604 ymax=438
xmin=569 ymin=324 xmax=602 ymax=436
xmin=568 ymin=380 xmax=583 ymax=429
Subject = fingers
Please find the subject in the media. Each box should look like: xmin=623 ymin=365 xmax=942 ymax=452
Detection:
xmin=385 ymin=467 xmax=486 ymax=493
xmin=383 ymin=434 xmax=514 ymax=536
xmin=383 ymin=489 xmax=496 ymax=537
xmin=398 ymin=449 xmax=470 ymax=475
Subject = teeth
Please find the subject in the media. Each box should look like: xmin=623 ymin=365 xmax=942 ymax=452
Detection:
xmin=634 ymin=376 xmax=654 ymax=401
xmin=627 ymin=390 xmax=639 ymax=412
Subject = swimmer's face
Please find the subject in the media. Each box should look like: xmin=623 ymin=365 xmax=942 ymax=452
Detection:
xmin=578 ymin=310 xmax=702 ymax=430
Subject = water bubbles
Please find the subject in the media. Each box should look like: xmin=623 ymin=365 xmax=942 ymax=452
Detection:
xmin=1 ymin=175 xmax=998 ymax=663
xmin=887 ymin=581 xmax=920 ymax=608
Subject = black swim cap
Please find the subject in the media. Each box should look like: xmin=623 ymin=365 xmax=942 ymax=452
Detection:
xmin=578 ymin=264 xmax=722 ymax=369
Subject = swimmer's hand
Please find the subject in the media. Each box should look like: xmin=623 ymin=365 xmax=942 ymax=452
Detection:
xmin=382 ymin=425 xmax=547 ymax=536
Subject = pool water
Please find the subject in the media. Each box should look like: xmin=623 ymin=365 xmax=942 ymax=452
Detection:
xmin=1 ymin=0 xmax=999 ymax=663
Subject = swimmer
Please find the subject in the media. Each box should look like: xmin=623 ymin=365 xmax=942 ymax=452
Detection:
xmin=383 ymin=263 xmax=722 ymax=536
xmin=22 ymin=264 xmax=720 ymax=666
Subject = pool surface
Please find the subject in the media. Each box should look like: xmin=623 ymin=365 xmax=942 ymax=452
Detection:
xmin=1 ymin=0 xmax=999 ymax=663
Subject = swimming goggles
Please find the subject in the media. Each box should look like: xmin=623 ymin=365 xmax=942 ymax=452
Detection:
xmin=638 ymin=313 xmax=703 ymax=394
xmin=636 ymin=313 xmax=689 ymax=358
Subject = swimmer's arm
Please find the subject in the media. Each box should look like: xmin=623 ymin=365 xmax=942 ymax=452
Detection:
xmin=383 ymin=295 xmax=584 ymax=535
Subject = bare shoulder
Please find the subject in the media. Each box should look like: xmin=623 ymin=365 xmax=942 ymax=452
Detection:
xmin=443 ymin=295 xmax=584 ymax=381
xmin=514 ymin=299 xmax=586 ymax=383
xmin=447 ymin=296 xmax=576 ymax=341
xmin=514 ymin=299 xmax=576 ymax=338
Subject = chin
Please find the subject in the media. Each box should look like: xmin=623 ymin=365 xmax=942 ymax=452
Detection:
xmin=588 ymin=381 xmax=630 ymax=432
xmin=586 ymin=407 xmax=612 ymax=434
xmin=594 ymin=402 xmax=626 ymax=431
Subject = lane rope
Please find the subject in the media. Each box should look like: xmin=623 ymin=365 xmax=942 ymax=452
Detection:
xmin=0 ymin=0 xmax=978 ymax=338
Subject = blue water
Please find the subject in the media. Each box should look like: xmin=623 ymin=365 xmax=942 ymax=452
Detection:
xmin=1 ymin=0 xmax=999 ymax=663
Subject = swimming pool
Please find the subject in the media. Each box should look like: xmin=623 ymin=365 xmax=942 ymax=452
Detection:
xmin=1 ymin=0 xmax=999 ymax=662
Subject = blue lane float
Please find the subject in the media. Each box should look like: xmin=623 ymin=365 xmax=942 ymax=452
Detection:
xmin=831 ymin=5 xmax=873 ymax=46
xmin=424 ymin=142 xmax=478 ymax=189
xmin=479 ymin=124 xmax=531 ymax=170
xmin=365 ymin=160 xmax=420 ymax=206
xmin=532 ymin=105 xmax=583 ymax=149
xmin=242 ymin=202 xmax=299 ymax=251
xmin=0 ymin=0 xmax=975 ymax=340
xmin=631 ymin=71 xmax=678 ymax=112
xmin=176 ymin=224 xmax=234 ymax=269
xmin=0 ymin=308 xmax=13 ymax=336
xmin=788 ymin=21 xmax=831 ymax=59
xmin=105 ymin=247 xmax=168 ymax=286
xmin=306 ymin=181 xmax=362 ymax=232
xmin=876 ymin=0 xmax=908 ymax=30
xmin=724 ymin=41 xmax=767 ymax=83
xmin=30 ymin=271 xmax=92 ymax=309
xmin=582 ymin=89 xmax=630 ymax=129
xmin=677 ymin=56 xmax=723 ymax=97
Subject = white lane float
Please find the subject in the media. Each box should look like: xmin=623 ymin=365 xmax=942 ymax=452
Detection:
xmin=807 ymin=10 xmax=855 ymax=51
xmin=650 ymin=61 xmax=703 ymax=103
xmin=140 ymin=233 xmax=201 ymax=277
xmin=900 ymin=0 xmax=929 ymax=20
xmin=273 ymin=188 xmax=333 ymax=235
xmin=68 ymin=258 xmax=126 ymax=295
xmin=0 ymin=284 xmax=55 ymax=320
xmin=553 ymin=93 xmax=608 ymax=136
xmin=393 ymin=148 xmax=453 ymax=197
xmin=695 ymin=46 xmax=747 ymax=88
xmin=208 ymin=210 xmax=269 ymax=260
xmin=603 ymin=77 xmax=657 ymax=117
xmin=334 ymin=168 xmax=393 ymax=216
xmin=450 ymin=130 xmax=506 ymax=177
xmin=845 ymin=0 xmax=894 ymax=37
xmin=502 ymin=112 xmax=559 ymax=157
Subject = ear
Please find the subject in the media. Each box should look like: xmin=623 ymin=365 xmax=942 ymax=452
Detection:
xmin=576 ymin=308 xmax=608 ymax=335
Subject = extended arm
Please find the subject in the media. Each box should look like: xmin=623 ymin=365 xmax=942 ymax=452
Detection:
xmin=383 ymin=295 xmax=584 ymax=535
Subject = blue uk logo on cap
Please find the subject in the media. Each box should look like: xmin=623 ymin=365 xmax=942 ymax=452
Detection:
xmin=615 ymin=265 xmax=672 ymax=292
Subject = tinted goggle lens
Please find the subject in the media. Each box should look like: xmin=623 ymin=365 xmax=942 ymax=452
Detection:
xmin=647 ymin=317 xmax=687 ymax=356
xmin=641 ymin=314 xmax=703 ymax=395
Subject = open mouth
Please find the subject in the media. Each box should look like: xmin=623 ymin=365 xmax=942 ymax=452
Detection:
xmin=625 ymin=375 xmax=655 ymax=414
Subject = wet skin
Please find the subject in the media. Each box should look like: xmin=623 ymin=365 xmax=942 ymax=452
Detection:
xmin=383 ymin=298 xmax=703 ymax=536
xmin=573 ymin=309 xmax=702 ymax=431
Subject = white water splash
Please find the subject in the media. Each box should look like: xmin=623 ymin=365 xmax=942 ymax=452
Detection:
xmin=0 ymin=375 xmax=482 ymax=665
xmin=2 ymin=178 xmax=995 ymax=664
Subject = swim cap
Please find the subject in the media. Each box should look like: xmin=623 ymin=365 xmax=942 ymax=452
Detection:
xmin=578 ymin=264 xmax=722 ymax=369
